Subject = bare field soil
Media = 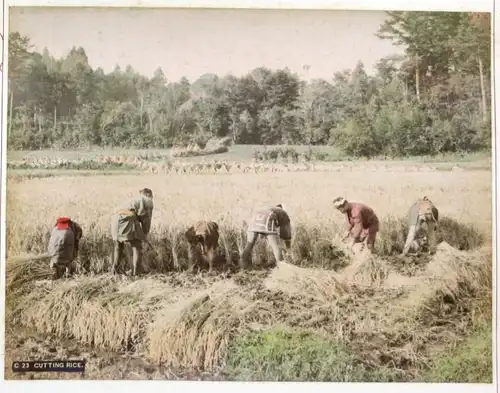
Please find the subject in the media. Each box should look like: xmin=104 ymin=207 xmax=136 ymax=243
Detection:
xmin=4 ymin=166 xmax=493 ymax=381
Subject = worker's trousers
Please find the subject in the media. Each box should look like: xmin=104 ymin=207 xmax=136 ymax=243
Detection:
xmin=402 ymin=214 xmax=438 ymax=256
xmin=240 ymin=231 xmax=283 ymax=269
xmin=112 ymin=239 xmax=142 ymax=276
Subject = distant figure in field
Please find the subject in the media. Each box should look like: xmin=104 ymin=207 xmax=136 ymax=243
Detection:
xmin=401 ymin=196 xmax=439 ymax=256
xmin=110 ymin=188 xmax=154 ymax=276
xmin=333 ymin=197 xmax=380 ymax=253
xmin=240 ymin=204 xmax=292 ymax=269
xmin=48 ymin=217 xmax=83 ymax=280
xmin=185 ymin=220 xmax=220 ymax=272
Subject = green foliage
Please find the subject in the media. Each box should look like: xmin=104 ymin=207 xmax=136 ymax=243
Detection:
xmin=223 ymin=327 xmax=405 ymax=382
xmin=416 ymin=321 xmax=492 ymax=383
xmin=7 ymin=12 xmax=491 ymax=157
xmin=252 ymin=145 xmax=338 ymax=163
xmin=171 ymin=145 xmax=229 ymax=158
xmin=223 ymin=322 xmax=492 ymax=383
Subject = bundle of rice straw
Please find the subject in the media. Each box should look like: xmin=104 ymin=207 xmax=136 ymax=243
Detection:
xmin=146 ymin=279 xmax=247 ymax=371
xmin=264 ymin=261 xmax=350 ymax=303
xmin=6 ymin=253 xmax=52 ymax=291
xmin=340 ymin=253 xmax=390 ymax=288
xmin=399 ymin=241 xmax=491 ymax=311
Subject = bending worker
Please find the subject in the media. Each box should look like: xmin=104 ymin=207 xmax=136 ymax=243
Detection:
xmin=333 ymin=196 xmax=380 ymax=253
xmin=110 ymin=188 xmax=154 ymax=276
xmin=401 ymin=196 xmax=439 ymax=256
xmin=48 ymin=217 xmax=83 ymax=280
xmin=240 ymin=204 xmax=292 ymax=269
xmin=185 ymin=220 xmax=220 ymax=272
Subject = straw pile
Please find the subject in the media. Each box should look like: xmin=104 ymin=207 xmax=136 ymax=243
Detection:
xmin=5 ymin=240 xmax=492 ymax=374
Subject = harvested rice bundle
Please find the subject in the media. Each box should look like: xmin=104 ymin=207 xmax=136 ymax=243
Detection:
xmin=400 ymin=242 xmax=491 ymax=312
xmin=264 ymin=262 xmax=350 ymax=302
xmin=340 ymin=255 xmax=391 ymax=289
xmin=147 ymin=280 xmax=246 ymax=371
xmin=19 ymin=275 xmax=146 ymax=351
xmin=6 ymin=254 xmax=52 ymax=292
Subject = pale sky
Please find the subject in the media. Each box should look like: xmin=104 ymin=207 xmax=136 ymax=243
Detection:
xmin=9 ymin=7 xmax=405 ymax=82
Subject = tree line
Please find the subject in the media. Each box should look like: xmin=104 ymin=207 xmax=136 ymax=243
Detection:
xmin=6 ymin=11 xmax=491 ymax=157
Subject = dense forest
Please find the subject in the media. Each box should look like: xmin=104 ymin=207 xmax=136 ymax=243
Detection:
xmin=6 ymin=11 xmax=491 ymax=157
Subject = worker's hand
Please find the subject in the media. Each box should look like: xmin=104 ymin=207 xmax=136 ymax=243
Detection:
xmin=340 ymin=231 xmax=350 ymax=242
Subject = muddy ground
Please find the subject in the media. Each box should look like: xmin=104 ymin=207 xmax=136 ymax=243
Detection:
xmin=5 ymin=327 xmax=225 ymax=380
xmin=4 ymin=270 xmax=273 ymax=381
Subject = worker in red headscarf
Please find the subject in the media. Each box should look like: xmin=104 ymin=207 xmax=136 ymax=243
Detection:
xmin=332 ymin=196 xmax=380 ymax=253
xmin=47 ymin=217 xmax=83 ymax=279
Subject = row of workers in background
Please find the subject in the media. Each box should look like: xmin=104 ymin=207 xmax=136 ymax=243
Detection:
xmin=46 ymin=188 xmax=439 ymax=280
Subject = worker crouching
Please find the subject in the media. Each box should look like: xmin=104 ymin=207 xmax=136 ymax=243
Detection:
xmin=401 ymin=196 xmax=439 ymax=256
xmin=240 ymin=204 xmax=292 ymax=269
xmin=110 ymin=188 xmax=154 ymax=276
xmin=185 ymin=220 xmax=220 ymax=272
xmin=333 ymin=197 xmax=380 ymax=254
xmin=47 ymin=217 xmax=83 ymax=280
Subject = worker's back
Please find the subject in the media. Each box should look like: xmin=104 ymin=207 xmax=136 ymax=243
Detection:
xmin=248 ymin=206 xmax=290 ymax=235
xmin=48 ymin=222 xmax=77 ymax=262
xmin=408 ymin=197 xmax=438 ymax=226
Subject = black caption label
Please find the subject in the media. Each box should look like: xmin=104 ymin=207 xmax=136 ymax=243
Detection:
xmin=12 ymin=360 xmax=86 ymax=373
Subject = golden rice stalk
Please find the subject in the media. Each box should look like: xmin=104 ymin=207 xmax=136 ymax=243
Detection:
xmin=264 ymin=262 xmax=351 ymax=302
xmin=6 ymin=255 xmax=52 ymax=292
xmin=400 ymin=242 xmax=491 ymax=311
xmin=340 ymin=255 xmax=391 ymax=289
xmin=147 ymin=281 xmax=246 ymax=371
xmin=17 ymin=275 xmax=150 ymax=351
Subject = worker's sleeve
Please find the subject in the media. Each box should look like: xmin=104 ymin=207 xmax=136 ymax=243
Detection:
xmin=136 ymin=198 xmax=153 ymax=236
xmin=135 ymin=197 xmax=147 ymax=217
xmin=47 ymin=228 xmax=64 ymax=256
xmin=432 ymin=206 xmax=439 ymax=222
xmin=408 ymin=203 xmax=420 ymax=226
xmin=277 ymin=211 xmax=290 ymax=227
xmin=349 ymin=208 xmax=364 ymax=239
xmin=280 ymin=222 xmax=292 ymax=240
xmin=142 ymin=210 xmax=152 ymax=236
xmin=47 ymin=230 xmax=57 ymax=255
xmin=71 ymin=223 xmax=82 ymax=258
xmin=74 ymin=223 xmax=83 ymax=240
xmin=277 ymin=211 xmax=292 ymax=240
xmin=345 ymin=213 xmax=354 ymax=231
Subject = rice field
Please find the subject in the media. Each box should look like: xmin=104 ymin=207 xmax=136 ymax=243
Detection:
xmin=3 ymin=153 xmax=494 ymax=382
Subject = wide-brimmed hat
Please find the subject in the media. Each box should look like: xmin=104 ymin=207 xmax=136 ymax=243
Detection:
xmin=332 ymin=197 xmax=347 ymax=209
